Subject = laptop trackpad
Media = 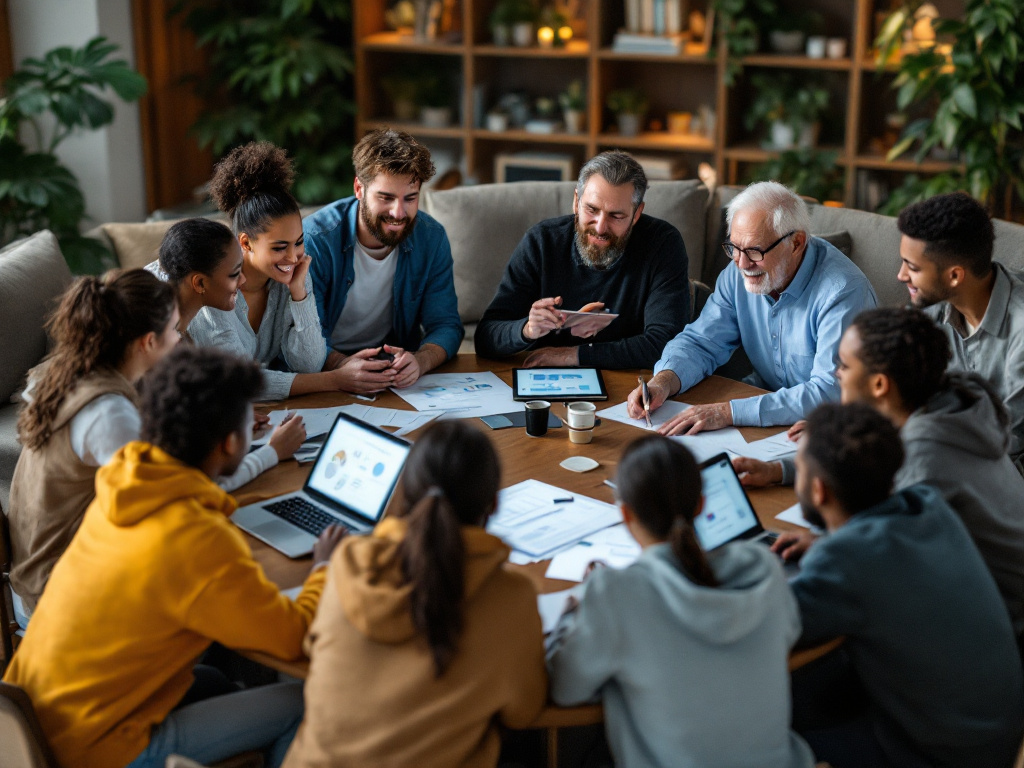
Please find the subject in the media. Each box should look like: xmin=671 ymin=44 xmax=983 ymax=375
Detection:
xmin=250 ymin=518 xmax=308 ymax=544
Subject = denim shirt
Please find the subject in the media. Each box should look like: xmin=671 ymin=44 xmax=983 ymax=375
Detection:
xmin=303 ymin=196 xmax=464 ymax=358
xmin=654 ymin=237 xmax=877 ymax=426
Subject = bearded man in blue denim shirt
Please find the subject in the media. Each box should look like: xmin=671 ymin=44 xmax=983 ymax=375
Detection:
xmin=303 ymin=128 xmax=464 ymax=394
xmin=627 ymin=181 xmax=877 ymax=432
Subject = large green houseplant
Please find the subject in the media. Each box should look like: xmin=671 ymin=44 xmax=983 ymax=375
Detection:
xmin=745 ymin=72 xmax=830 ymax=150
xmin=709 ymin=0 xmax=778 ymax=85
xmin=174 ymin=0 xmax=355 ymax=205
xmin=875 ymin=0 xmax=1024 ymax=217
xmin=0 ymin=37 xmax=147 ymax=273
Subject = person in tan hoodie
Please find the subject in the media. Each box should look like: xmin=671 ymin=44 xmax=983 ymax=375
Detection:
xmin=4 ymin=347 xmax=346 ymax=768
xmin=283 ymin=420 xmax=548 ymax=768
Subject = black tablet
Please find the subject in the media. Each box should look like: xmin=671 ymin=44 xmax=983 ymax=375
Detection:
xmin=511 ymin=367 xmax=609 ymax=402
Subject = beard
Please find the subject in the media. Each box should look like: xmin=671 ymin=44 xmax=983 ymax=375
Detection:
xmin=906 ymin=285 xmax=947 ymax=309
xmin=798 ymin=500 xmax=827 ymax=530
xmin=361 ymin=202 xmax=414 ymax=248
xmin=574 ymin=214 xmax=633 ymax=270
xmin=740 ymin=250 xmax=794 ymax=295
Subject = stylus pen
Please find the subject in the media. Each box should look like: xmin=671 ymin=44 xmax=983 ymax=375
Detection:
xmin=553 ymin=497 xmax=574 ymax=503
xmin=638 ymin=376 xmax=653 ymax=429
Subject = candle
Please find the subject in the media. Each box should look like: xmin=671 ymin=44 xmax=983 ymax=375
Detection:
xmin=537 ymin=26 xmax=554 ymax=48
xmin=558 ymin=25 xmax=573 ymax=43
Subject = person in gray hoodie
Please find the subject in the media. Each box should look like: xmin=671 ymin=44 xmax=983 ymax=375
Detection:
xmin=790 ymin=403 xmax=1024 ymax=768
xmin=546 ymin=435 xmax=814 ymax=768
xmin=737 ymin=307 xmax=1024 ymax=638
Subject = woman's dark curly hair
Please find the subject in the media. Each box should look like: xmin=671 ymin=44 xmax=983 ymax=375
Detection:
xmin=140 ymin=346 xmax=263 ymax=468
xmin=850 ymin=307 xmax=951 ymax=412
xmin=209 ymin=141 xmax=300 ymax=237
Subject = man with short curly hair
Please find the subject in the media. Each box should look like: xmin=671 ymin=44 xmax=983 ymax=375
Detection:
xmin=303 ymin=128 xmax=463 ymax=391
xmin=896 ymin=191 xmax=1024 ymax=472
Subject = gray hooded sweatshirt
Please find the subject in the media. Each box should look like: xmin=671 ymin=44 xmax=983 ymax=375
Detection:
xmin=897 ymin=372 xmax=1024 ymax=637
xmin=546 ymin=541 xmax=814 ymax=768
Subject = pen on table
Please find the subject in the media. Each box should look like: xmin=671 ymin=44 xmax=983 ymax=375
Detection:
xmin=637 ymin=376 xmax=653 ymax=429
xmin=553 ymin=496 xmax=574 ymax=504
xmin=354 ymin=393 xmax=377 ymax=402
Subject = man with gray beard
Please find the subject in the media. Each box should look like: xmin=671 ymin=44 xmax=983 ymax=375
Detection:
xmin=474 ymin=151 xmax=690 ymax=369
xmin=627 ymin=181 xmax=876 ymax=431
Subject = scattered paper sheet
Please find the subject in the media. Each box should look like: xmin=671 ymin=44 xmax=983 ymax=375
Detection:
xmin=739 ymin=431 xmax=798 ymax=461
xmin=775 ymin=503 xmax=823 ymax=535
xmin=537 ymin=585 xmax=585 ymax=634
xmin=391 ymin=371 xmax=519 ymax=418
xmin=598 ymin=400 xmax=770 ymax=462
xmin=253 ymin=405 xmax=441 ymax=447
xmin=487 ymin=479 xmax=621 ymax=558
xmin=252 ymin=406 xmax=347 ymax=445
xmin=545 ymin=523 xmax=641 ymax=582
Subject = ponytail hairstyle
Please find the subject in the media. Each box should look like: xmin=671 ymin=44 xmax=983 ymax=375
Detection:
xmin=398 ymin=420 xmax=502 ymax=676
xmin=158 ymin=218 xmax=237 ymax=284
xmin=615 ymin=435 xmax=718 ymax=587
xmin=208 ymin=141 xmax=300 ymax=237
xmin=17 ymin=269 xmax=176 ymax=451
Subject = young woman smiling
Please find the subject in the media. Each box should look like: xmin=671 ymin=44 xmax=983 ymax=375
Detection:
xmin=190 ymin=142 xmax=351 ymax=400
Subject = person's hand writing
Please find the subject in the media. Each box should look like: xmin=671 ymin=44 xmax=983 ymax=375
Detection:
xmin=731 ymin=456 xmax=784 ymax=488
xmin=787 ymin=420 xmax=807 ymax=441
xmin=312 ymin=524 xmax=348 ymax=566
xmin=523 ymin=297 xmax=565 ymax=340
xmin=770 ymin=529 xmax=818 ymax=562
xmin=625 ymin=374 xmax=673 ymax=421
xmin=658 ymin=402 xmax=732 ymax=436
xmin=330 ymin=347 xmax=396 ymax=394
xmin=287 ymin=255 xmax=312 ymax=302
xmin=268 ymin=413 xmax=307 ymax=461
xmin=524 ymin=346 xmax=579 ymax=368
xmin=387 ymin=344 xmax=421 ymax=388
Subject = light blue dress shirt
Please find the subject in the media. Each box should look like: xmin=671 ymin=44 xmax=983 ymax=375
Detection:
xmin=653 ymin=237 xmax=878 ymax=426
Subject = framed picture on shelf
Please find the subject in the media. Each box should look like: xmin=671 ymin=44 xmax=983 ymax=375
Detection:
xmin=494 ymin=152 xmax=575 ymax=182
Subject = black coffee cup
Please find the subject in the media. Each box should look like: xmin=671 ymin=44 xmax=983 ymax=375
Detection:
xmin=524 ymin=400 xmax=551 ymax=437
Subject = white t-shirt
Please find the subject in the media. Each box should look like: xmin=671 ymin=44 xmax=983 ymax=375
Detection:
xmin=330 ymin=239 xmax=397 ymax=351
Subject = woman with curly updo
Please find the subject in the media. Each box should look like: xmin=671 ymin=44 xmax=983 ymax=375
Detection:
xmin=190 ymin=141 xmax=349 ymax=400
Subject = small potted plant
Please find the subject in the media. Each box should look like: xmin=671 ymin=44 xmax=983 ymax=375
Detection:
xmin=381 ymin=73 xmax=420 ymax=122
xmin=745 ymin=73 xmax=829 ymax=150
xmin=419 ymin=73 xmax=454 ymax=128
xmin=607 ymin=88 xmax=648 ymax=137
xmin=490 ymin=0 xmax=537 ymax=47
xmin=559 ymin=80 xmax=586 ymax=133
xmin=768 ymin=14 xmax=807 ymax=54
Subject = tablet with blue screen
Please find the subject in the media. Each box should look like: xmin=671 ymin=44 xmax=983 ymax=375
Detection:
xmin=512 ymin=367 xmax=609 ymax=402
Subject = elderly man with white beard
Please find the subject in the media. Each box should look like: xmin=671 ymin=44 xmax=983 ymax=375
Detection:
xmin=627 ymin=181 xmax=877 ymax=433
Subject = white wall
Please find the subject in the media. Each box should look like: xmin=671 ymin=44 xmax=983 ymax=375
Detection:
xmin=8 ymin=0 xmax=147 ymax=225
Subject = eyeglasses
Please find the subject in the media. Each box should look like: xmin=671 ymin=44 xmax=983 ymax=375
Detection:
xmin=722 ymin=230 xmax=795 ymax=263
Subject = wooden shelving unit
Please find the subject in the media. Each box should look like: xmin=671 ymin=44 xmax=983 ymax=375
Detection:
xmin=354 ymin=0 xmax=964 ymax=208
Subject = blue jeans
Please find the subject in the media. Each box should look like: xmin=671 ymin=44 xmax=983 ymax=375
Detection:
xmin=126 ymin=681 xmax=303 ymax=768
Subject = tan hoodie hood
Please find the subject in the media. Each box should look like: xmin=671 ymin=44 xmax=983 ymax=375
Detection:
xmin=334 ymin=516 xmax=512 ymax=644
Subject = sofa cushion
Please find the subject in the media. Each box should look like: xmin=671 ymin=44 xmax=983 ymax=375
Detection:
xmin=0 ymin=403 xmax=18 ymax=510
xmin=421 ymin=180 xmax=708 ymax=324
xmin=0 ymin=231 xmax=72 ymax=403
xmin=994 ymin=219 xmax=1024 ymax=273
xmin=94 ymin=221 xmax=178 ymax=270
xmin=816 ymin=230 xmax=853 ymax=258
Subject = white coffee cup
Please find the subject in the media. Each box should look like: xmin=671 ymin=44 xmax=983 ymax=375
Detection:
xmin=568 ymin=427 xmax=594 ymax=444
xmin=826 ymin=37 xmax=847 ymax=59
xmin=806 ymin=36 xmax=826 ymax=59
xmin=567 ymin=401 xmax=596 ymax=429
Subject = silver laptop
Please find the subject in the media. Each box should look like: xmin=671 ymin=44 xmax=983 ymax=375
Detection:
xmin=232 ymin=413 xmax=411 ymax=558
xmin=696 ymin=452 xmax=800 ymax=577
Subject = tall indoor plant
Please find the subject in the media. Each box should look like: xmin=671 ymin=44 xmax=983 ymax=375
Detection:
xmin=174 ymin=0 xmax=355 ymax=205
xmin=709 ymin=0 xmax=779 ymax=85
xmin=0 ymin=37 xmax=147 ymax=273
xmin=875 ymin=0 xmax=1024 ymax=217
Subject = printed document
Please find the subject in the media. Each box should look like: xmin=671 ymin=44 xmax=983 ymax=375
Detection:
xmin=391 ymin=371 xmax=519 ymax=418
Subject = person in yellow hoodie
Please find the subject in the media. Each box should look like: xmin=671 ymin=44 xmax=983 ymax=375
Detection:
xmin=282 ymin=420 xmax=548 ymax=768
xmin=3 ymin=346 xmax=346 ymax=768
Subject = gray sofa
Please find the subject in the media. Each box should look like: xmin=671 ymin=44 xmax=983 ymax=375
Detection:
xmin=3 ymin=181 xmax=1023 ymax=506
xmin=0 ymin=231 xmax=73 ymax=508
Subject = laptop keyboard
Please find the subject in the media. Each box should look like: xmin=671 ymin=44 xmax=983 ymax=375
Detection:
xmin=264 ymin=497 xmax=342 ymax=536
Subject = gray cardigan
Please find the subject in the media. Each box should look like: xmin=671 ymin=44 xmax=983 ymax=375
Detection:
xmin=547 ymin=541 xmax=814 ymax=768
xmin=189 ymin=272 xmax=327 ymax=401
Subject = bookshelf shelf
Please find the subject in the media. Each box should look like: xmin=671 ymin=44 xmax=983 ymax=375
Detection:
xmin=354 ymin=1 xmax=965 ymax=207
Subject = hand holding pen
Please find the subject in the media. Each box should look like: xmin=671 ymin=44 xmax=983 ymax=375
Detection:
xmin=638 ymin=376 xmax=653 ymax=429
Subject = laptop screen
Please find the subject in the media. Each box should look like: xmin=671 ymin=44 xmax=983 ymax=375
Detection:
xmin=694 ymin=453 xmax=762 ymax=550
xmin=305 ymin=414 xmax=411 ymax=524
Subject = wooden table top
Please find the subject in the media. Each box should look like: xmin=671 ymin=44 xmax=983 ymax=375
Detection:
xmin=236 ymin=354 xmax=802 ymax=594
xmin=236 ymin=354 xmax=818 ymax=704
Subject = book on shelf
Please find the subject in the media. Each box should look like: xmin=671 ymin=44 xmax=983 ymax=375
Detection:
xmin=624 ymin=0 xmax=685 ymax=35
xmin=612 ymin=31 xmax=689 ymax=54
xmin=633 ymin=154 xmax=688 ymax=180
